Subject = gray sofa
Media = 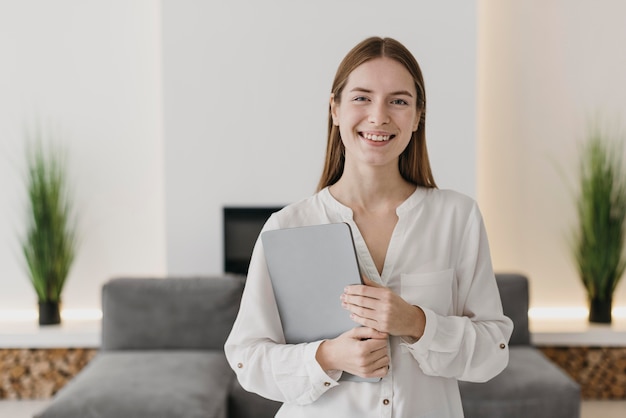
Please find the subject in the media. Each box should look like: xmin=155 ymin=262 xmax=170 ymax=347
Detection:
xmin=35 ymin=275 xmax=281 ymax=418
xmin=459 ymin=273 xmax=580 ymax=417
xmin=36 ymin=273 xmax=580 ymax=418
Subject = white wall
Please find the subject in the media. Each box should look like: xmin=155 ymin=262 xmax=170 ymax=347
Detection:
xmin=0 ymin=0 xmax=477 ymax=314
xmin=162 ymin=0 xmax=478 ymax=275
xmin=478 ymin=0 xmax=626 ymax=308
xmin=0 ymin=1 xmax=166 ymax=312
xmin=3 ymin=0 xmax=624 ymax=318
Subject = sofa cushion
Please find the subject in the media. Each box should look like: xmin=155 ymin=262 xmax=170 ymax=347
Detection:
xmin=459 ymin=346 xmax=580 ymax=418
xmin=102 ymin=276 xmax=245 ymax=350
xmin=228 ymin=379 xmax=282 ymax=418
xmin=35 ymin=351 xmax=233 ymax=418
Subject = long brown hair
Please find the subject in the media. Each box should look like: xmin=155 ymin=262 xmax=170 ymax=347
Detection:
xmin=317 ymin=37 xmax=437 ymax=191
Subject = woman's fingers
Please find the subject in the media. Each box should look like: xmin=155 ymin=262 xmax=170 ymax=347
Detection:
xmin=349 ymin=325 xmax=388 ymax=340
xmin=342 ymin=282 xmax=425 ymax=338
xmin=342 ymin=328 xmax=390 ymax=377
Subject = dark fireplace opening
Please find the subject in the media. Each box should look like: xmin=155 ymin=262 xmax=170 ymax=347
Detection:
xmin=223 ymin=206 xmax=283 ymax=275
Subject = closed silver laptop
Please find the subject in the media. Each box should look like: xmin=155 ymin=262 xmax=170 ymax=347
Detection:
xmin=261 ymin=222 xmax=380 ymax=383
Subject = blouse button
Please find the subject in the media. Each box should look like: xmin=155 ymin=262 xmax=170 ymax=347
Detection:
xmin=237 ymin=362 xmax=244 ymax=369
xmin=499 ymin=343 xmax=506 ymax=349
xmin=383 ymin=399 xmax=390 ymax=405
xmin=324 ymin=382 xmax=331 ymax=387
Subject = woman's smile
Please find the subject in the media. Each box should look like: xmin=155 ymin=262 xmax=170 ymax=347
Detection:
xmin=359 ymin=131 xmax=396 ymax=143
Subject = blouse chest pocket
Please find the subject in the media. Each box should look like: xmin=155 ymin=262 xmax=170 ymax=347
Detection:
xmin=400 ymin=269 xmax=455 ymax=316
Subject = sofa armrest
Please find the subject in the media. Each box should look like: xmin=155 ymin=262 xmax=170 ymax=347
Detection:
xmin=101 ymin=275 xmax=245 ymax=351
xmin=495 ymin=273 xmax=531 ymax=345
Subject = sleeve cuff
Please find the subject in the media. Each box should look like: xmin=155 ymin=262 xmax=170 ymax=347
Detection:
xmin=400 ymin=306 xmax=437 ymax=356
xmin=304 ymin=340 xmax=340 ymax=392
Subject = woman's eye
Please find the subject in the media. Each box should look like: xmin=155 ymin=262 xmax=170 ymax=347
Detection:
xmin=391 ymin=99 xmax=409 ymax=105
xmin=352 ymin=96 xmax=369 ymax=102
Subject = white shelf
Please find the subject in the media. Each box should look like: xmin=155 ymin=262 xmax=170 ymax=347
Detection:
xmin=1 ymin=317 xmax=625 ymax=349
xmin=0 ymin=320 xmax=100 ymax=349
xmin=530 ymin=317 xmax=626 ymax=346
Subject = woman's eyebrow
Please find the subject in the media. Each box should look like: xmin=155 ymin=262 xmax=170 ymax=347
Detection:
xmin=350 ymin=87 xmax=414 ymax=97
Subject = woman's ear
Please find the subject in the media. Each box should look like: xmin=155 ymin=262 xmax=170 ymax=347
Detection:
xmin=330 ymin=93 xmax=339 ymax=126
xmin=412 ymin=110 xmax=421 ymax=132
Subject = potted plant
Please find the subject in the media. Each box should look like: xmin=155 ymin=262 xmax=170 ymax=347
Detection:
xmin=20 ymin=138 xmax=78 ymax=325
xmin=571 ymin=126 xmax=626 ymax=323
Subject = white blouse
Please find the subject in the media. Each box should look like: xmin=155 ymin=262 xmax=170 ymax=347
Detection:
xmin=225 ymin=187 xmax=513 ymax=418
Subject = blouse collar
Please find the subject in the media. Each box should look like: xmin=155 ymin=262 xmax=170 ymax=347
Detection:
xmin=319 ymin=185 xmax=429 ymax=219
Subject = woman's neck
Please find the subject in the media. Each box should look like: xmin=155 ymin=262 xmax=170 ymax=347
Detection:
xmin=329 ymin=163 xmax=415 ymax=212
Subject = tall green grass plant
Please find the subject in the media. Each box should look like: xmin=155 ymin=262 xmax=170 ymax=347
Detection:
xmin=21 ymin=138 xmax=77 ymax=304
xmin=572 ymin=127 xmax=626 ymax=321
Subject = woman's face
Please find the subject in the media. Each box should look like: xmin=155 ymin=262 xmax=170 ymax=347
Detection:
xmin=331 ymin=57 xmax=420 ymax=171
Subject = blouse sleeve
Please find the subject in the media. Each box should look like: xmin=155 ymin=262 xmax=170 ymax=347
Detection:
xmin=402 ymin=202 xmax=514 ymax=382
xmin=224 ymin=215 xmax=340 ymax=405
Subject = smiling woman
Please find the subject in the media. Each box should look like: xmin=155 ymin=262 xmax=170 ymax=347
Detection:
xmin=225 ymin=37 xmax=513 ymax=418
xmin=319 ymin=38 xmax=433 ymax=191
xmin=330 ymin=58 xmax=420 ymax=173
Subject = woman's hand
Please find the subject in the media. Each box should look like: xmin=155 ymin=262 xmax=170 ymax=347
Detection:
xmin=315 ymin=327 xmax=389 ymax=378
xmin=342 ymin=277 xmax=426 ymax=340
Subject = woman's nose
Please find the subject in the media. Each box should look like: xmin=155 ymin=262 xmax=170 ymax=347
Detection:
xmin=368 ymin=102 xmax=390 ymax=125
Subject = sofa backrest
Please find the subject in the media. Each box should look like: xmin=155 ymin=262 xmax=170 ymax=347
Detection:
xmin=495 ymin=273 xmax=530 ymax=346
xmin=100 ymin=273 xmax=530 ymax=350
xmin=101 ymin=276 xmax=245 ymax=351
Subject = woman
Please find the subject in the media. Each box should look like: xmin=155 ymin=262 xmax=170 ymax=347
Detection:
xmin=225 ymin=36 xmax=513 ymax=417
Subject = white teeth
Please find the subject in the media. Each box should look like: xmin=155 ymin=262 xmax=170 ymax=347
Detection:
xmin=363 ymin=133 xmax=391 ymax=142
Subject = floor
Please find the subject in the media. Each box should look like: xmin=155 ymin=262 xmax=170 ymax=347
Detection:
xmin=0 ymin=399 xmax=624 ymax=417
